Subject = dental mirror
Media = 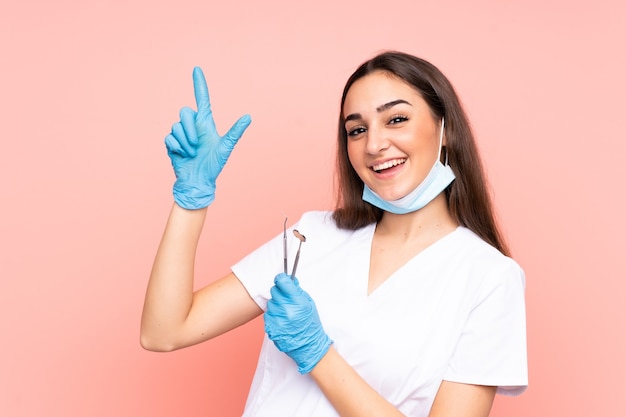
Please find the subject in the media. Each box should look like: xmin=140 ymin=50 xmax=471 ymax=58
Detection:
xmin=291 ymin=229 xmax=306 ymax=278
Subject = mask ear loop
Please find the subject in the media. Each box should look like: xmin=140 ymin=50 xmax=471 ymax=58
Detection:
xmin=437 ymin=117 xmax=448 ymax=165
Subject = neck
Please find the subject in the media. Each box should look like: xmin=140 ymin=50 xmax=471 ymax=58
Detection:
xmin=376 ymin=193 xmax=458 ymax=241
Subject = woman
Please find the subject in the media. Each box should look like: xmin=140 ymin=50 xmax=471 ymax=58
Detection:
xmin=141 ymin=51 xmax=527 ymax=417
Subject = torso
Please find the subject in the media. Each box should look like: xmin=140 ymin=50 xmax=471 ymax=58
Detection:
xmin=233 ymin=210 xmax=527 ymax=417
xmin=368 ymin=219 xmax=458 ymax=295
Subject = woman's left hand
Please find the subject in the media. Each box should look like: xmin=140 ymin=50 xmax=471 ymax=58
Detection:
xmin=264 ymin=273 xmax=332 ymax=374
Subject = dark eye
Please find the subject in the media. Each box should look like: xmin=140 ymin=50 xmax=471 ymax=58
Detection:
xmin=348 ymin=126 xmax=367 ymax=137
xmin=389 ymin=116 xmax=408 ymax=125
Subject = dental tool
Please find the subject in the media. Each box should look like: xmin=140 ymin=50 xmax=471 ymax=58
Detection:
xmin=283 ymin=216 xmax=288 ymax=275
xmin=290 ymin=230 xmax=306 ymax=278
xmin=281 ymin=217 xmax=307 ymax=279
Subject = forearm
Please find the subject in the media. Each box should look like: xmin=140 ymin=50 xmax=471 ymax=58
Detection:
xmin=140 ymin=203 xmax=207 ymax=350
xmin=310 ymin=347 xmax=405 ymax=417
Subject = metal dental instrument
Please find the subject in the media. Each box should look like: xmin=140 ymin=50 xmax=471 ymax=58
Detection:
xmin=281 ymin=217 xmax=307 ymax=278
xmin=290 ymin=229 xmax=307 ymax=278
xmin=283 ymin=217 xmax=288 ymax=274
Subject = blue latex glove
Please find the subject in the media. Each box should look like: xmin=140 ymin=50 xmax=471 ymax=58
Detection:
xmin=164 ymin=67 xmax=251 ymax=209
xmin=264 ymin=273 xmax=333 ymax=374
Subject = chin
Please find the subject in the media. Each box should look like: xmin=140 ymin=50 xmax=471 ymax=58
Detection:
xmin=365 ymin=179 xmax=416 ymax=202
xmin=377 ymin=190 xmax=410 ymax=202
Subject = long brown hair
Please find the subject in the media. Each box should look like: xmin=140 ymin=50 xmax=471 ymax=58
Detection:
xmin=332 ymin=51 xmax=510 ymax=256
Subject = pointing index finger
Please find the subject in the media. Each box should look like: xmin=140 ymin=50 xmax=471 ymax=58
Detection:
xmin=192 ymin=66 xmax=211 ymax=116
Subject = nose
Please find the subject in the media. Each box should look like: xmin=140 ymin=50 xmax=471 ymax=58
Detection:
xmin=365 ymin=124 xmax=390 ymax=155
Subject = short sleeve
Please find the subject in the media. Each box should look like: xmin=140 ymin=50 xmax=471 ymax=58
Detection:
xmin=444 ymin=258 xmax=528 ymax=395
xmin=231 ymin=230 xmax=284 ymax=311
xmin=231 ymin=212 xmax=328 ymax=311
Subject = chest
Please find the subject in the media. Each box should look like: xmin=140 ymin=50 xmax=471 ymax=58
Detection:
xmin=367 ymin=232 xmax=443 ymax=295
xmin=293 ymin=227 xmax=481 ymax=400
xmin=312 ymin=258 xmax=474 ymax=399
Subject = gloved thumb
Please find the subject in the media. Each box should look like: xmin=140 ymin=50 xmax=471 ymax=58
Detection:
xmin=274 ymin=273 xmax=303 ymax=296
xmin=221 ymin=114 xmax=252 ymax=150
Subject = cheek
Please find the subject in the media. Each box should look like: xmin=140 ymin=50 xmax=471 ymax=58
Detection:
xmin=346 ymin=142 xmax=359 ymax=168
xmin=346 ymin=144 xmax=369 ymax=178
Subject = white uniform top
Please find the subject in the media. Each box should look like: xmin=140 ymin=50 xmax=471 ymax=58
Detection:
xmin=232 ymin=211 xmax=527 ymax=417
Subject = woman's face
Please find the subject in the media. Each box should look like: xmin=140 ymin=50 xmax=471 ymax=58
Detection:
xmin=343 ymin=71 xmax=443 ymax=202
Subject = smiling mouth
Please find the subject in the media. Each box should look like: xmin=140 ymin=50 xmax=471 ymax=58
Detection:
xmin=371 ymin=158 xmax=406 ymax=173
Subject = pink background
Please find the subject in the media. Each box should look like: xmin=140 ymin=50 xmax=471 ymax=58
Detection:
xmin=1 ymin=0 xmax=624 ymax=416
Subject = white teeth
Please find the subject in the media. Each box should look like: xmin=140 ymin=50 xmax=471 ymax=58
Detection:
xmin=372 ymin=158 xmax=406 ymax=172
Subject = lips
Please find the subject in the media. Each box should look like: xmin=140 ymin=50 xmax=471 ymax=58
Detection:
xmin=371 ymin=158 xmax=406 ymax=173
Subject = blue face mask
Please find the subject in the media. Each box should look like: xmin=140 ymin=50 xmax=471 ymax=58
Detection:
xmin=362 ymin=118 xmax=455 ymax=214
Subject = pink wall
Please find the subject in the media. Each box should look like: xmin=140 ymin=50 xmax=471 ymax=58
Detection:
xmin=1 ymin=1 xmax=624 ymax=416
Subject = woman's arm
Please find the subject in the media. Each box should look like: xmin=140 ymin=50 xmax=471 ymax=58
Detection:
xmin=311 ymin=348 xmax=496 ymax=417
xmin=140 ymin=204 xmax=262 ymax=352
xmin=141 ymin=68 xmax=260 ymax=351
xmin=429 ymin=381 xmax=496 ymax=417
xmin=310 ymin=347 xmax=404 ymax=417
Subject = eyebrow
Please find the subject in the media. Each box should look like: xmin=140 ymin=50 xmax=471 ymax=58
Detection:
xmin=344 ymin=99 xmax=412 ymax=122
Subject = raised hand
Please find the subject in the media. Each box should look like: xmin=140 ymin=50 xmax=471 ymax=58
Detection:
xmin=164 ymin=67 xmax=251 ymax=209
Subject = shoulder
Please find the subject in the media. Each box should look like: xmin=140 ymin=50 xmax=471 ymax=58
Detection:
xmin=292 ymin=211 xmax=374 ymax=259
xmin=447 ymin=227 xmax=526 ymax=289
xmin=295 ymin=210 xmax=365 ymax=240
